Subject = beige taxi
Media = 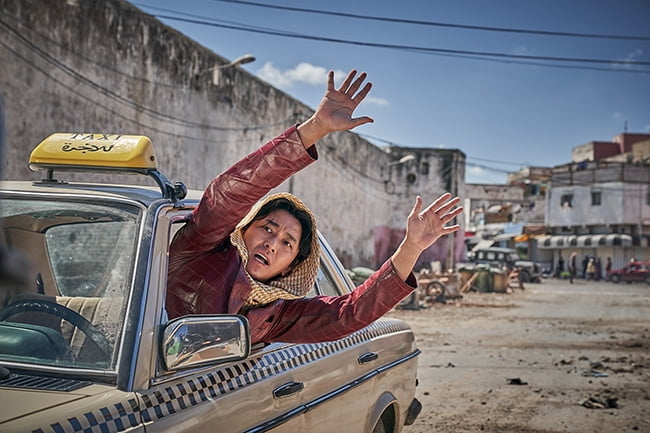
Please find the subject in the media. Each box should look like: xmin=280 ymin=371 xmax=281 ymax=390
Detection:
xmin=0 ymin=133 xmax=421 ymax=433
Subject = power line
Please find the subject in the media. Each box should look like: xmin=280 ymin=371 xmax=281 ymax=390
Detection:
xmin=359 ymin=132 xmax=552 ymax=170
xmin=1 ymin=11 xmax=514 ymax=169
xmin=213 ymin=0 xmax=650 ymax=41
xmin=146 ymin=13 xmax=650 ymax=73
xmin=0 ymin=17 xmax=292 ymax=134
xmin=0 ymin=9 xmax=185 ymax=90
xmin=136 ymin=3 xmax=650 ymax=74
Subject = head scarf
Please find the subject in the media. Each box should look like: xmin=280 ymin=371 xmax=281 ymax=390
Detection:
xmin=230 ymin=192 xmax=321 ymax=309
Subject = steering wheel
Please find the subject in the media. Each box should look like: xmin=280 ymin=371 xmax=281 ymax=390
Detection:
xmin=0 ymin=299 xmax=111 ymax=360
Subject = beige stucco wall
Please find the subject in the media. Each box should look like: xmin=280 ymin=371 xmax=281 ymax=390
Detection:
xmin=0 ymin=0 xmax=465 ymax=268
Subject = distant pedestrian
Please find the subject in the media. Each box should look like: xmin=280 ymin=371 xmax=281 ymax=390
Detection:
xmin=569 ymin=252 xmax=577 ymax=284
xmin=557 ymin=255 xmax=565 ymax=278
xmin=586 ymin=258 xmax=595 ymax=280
xmin=582 ymin=255 xmax=589 ymax=279
xmin=605 ymin=257 xmax=612 ymax=280
xmin=594 ymin=257 xmax=602 ymax=281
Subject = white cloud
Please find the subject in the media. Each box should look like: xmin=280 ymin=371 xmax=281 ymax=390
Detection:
xmin=256 ymin=62 xmax=389 ymax=107
xmin=364 ymin=96 xmax=389 ymax=107
xmin=467 ymin=164 xmax=485 ymax=176
xmin=256 ymin=62 xmax=345 ymax=88
xmin=612 ymin=49 xmax=644 ymax=69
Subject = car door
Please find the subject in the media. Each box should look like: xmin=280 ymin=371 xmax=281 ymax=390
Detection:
xmin=140 ymin=207 xmax=418 ymax=433
xmin=628 ymin=263 xmax=645 ymax=282
xmin=131 ymin=206 xmax=312 ymax=433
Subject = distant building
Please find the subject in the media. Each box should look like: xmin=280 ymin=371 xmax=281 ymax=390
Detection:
xmin=464 ymin=167 xmax=550 ymax=257
xmin=537 ymin=133 xmax=650 ymax=274
xmin=572 ymin=133 xmax=650 ymax=164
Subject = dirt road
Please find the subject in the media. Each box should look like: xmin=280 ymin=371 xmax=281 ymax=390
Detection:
xmin=387 ymin=277 xmax=650 ymax=433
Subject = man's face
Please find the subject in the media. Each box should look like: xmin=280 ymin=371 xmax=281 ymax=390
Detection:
xmin=242 ymin=209 xmax=303 ymax=282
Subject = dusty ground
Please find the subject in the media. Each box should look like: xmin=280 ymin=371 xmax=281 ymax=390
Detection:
xmin=387 ymin=277 xmax=650 ymax=433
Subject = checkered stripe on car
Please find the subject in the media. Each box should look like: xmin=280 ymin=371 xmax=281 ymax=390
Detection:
xmin=137 ymin=319 xmax=409 ymax=422
xmin=32 ymin=399 xmax=140 ymax=433
xmin=32 ymin=319 xmax=410 ymax=433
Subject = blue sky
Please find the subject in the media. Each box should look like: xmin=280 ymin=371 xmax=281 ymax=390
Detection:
xmin=135 ymin=0 xmax=650 ymax=184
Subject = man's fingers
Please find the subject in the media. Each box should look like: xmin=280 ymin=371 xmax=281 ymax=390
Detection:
xmin=338 ymin=69 xmax=357 ymax=92
xmin=408 ymin=195 xmax=423 ymax=219
xmin=421 ymin=193 xmax=458 ymax=217
xmin=347 ymin=72 xmax=368 ymax=95
xmin=441 ymin=224 xmax=461 ymax=234
xmin=440 ymin=206 xmax=464 ymax=223
xmin=352 ymin=82 xmax=373 ymax=105
xmin=349 ymin=116 xmax=375 ymax=128
xmin=422 ymin=192 xmax=452 ymax=214
xmin=327 ymin=70 xmax=335 ymax=90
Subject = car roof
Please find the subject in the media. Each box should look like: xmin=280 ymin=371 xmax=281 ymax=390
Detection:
xmin=3 ymin=132 xmax=205 ymax=206
xmin=476 ymin=247 xmax=517 ymax=253
xmin=0 ymin=180 xmax=203 ymax=207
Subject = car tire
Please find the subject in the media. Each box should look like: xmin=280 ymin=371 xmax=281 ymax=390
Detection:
xmin=519 ymin=270 xmax=531 ymax=283
xmin=371 ymin=419 xmax=386 ymax=433
xmin=420 ymin=280 xmax=446 ymax=307
xmin=611 ymin=274 xmax=620 ymax=283
xmin=645 ymin=276 xmax=650 ymax=285
xmin=371 ymin=406 xmax=395 ymax=433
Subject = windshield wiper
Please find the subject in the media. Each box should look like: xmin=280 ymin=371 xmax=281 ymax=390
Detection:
xmin=0 ymin=365 xmax=11 ymax=380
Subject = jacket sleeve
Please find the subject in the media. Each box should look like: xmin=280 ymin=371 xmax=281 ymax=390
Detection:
xmin=248 ymin=260 xmax=417 ymax=344
xmin=170 ymin=125 xmax=318 ymax=256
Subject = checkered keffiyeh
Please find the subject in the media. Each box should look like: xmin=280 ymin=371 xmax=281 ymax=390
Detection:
xmin=230 ymin=193 xmax=321 ymax=309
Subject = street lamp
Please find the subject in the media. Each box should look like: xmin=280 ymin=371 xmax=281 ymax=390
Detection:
xmin=388 ymin=154 xmax=415 ymax=166
xmin=210 ymin=54 xmax=256 ymax=85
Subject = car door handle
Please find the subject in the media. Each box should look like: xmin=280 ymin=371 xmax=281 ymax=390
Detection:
xmin=273 ymin=381 xmax=304 ymax=398
xmin=358 ymin=352 xmax=379 ymax=364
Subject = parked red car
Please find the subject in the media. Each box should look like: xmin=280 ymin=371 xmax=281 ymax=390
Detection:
xmin=609 ymin=261 xmax=650 ymax=284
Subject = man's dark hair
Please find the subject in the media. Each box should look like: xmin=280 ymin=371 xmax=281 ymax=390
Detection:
xmin=248 ymin=198 xmax=313 ymax=269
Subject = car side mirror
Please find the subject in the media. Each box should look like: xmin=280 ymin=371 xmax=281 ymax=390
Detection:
xmin=162 ymin=315 xmax=250 ymax=371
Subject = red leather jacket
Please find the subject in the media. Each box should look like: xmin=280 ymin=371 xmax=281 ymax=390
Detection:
xmin=166 ymin=126 xmax=417 ymax=344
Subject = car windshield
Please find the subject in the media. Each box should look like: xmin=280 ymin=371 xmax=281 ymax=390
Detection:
xmin=0 ymin=196 xmax=141 ymax=372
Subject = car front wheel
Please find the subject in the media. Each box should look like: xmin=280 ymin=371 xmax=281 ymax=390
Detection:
xmin=611 ymin=274 xmax=621 ymax=283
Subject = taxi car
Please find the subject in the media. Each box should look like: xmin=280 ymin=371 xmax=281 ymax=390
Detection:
xmin=0 ymin=133 xmax=421 ymax=433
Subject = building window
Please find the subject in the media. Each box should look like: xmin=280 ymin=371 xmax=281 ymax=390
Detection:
xmin=560 ymin=193 xmax=573 ymax=208
xmin=591 ymin=191 xmax=602 ymax=206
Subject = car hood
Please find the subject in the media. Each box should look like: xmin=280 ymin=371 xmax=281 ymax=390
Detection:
xmin=0 ymin=383 xmax=123 ymax=432
xmin=1 ymin=387 xmax=89 ymax=420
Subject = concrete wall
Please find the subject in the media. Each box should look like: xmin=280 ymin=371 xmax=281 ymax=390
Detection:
xmin=0 ymin=0 xmax=465 ymax=269
xmin=545 ymin=182 xmax=650 ymax=229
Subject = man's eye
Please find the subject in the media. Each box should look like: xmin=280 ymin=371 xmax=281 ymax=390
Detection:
xmin=263 ymin=225 xmax=272 ymax=233
xmin=283 ymin=240 xmax=293 ymax=248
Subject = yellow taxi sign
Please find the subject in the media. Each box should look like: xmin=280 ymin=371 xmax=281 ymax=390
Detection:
xmin=29 ymin=133 xmax=157 ymax=172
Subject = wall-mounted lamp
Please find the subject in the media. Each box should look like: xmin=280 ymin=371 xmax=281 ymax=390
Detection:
xmin=211 ymin=54 xmax=256 ymax=85
xmin=388 ymin=154 xmax=415 ymax=166
xmin=384 ymin=154 xmax=417 ymax=195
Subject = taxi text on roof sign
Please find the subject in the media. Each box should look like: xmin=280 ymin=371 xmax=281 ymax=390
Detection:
xmin=29 ymin=133 xmax=158 ymax=172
